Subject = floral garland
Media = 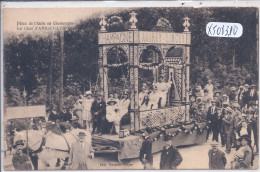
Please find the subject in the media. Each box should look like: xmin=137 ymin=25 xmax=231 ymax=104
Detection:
xmin=104 ymin=62 xmax=185 ymax=69
xmin=138 ymin=62 xmax=184 ymax=70
xmin=135 ymin=121 xmax=208 ymax=142
xmin=105 ymin=62 xmax=129 ymax=68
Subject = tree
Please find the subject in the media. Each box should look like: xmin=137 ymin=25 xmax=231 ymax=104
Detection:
xmin=7 ymin=86 xmax=25 ymax=106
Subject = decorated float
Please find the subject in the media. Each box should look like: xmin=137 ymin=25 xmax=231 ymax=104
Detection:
xmin=92 ymin=12 xmax=208 ymax=162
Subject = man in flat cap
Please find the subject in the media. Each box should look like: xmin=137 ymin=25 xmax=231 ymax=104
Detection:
xmin=211 ymin=108 xmax=223 ymax=143
xmin=248 ymin=84 xmax=258 ymax=105
xmin=68 ymin=132 xmax=94 ymax=170
xmin=196 ymin=103 xmax=207 ymax=121
xmin=12 ymin=140 xmax=32 ymax=170
xmin=160 ymin=136 xmax=182 ymax=169
xmin=248 ymin=101 xmax=259 ymax=154
xmin=237 ymin=85 xmax=245 ymax=108
xmin=221 ymin=107 xmax=234 ymax=154
xmin=206 ymin=100 xmax=217 ymax=140
xmin=214 ymin=91 xmax=222 ymax=108
xmin=208 ymin=141 xmax=227 ymax=169
xmin=229 ymin=86 xmax=237 ymax=104
xmin=242 ymin=84 xmax=250 ymax=108
xmin=139 ymin=131 xmax=153 ymax=169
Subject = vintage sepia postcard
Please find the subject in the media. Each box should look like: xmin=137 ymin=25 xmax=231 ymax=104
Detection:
xmin=1 ymin=1 xmax=259 ymax=170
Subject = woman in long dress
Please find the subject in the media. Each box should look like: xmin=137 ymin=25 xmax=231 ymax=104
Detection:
xmin=82 ymin=91 xmax=94 ymax=131
xmin=149 ymin=85 xmax=160 ymax=110
xmin=118 ymin=94 xmax=130 ymax=117
xmin=73 ymin=99 xmax=83 ymax=126
xmin=204 ymin=79 xmax=214 ymax=100
xmin=154 ymin=76 xmax=172 ymax=108
xmin=106 ymin=98 xmax=120 ymax=134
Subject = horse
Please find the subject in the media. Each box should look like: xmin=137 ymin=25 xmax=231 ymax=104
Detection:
xmin=14 ymin=125 xmax=92 ymax=170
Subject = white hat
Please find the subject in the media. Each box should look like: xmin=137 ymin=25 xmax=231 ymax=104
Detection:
xmin=84 ymin=91 xmax=93 ymax=96
xmin=231 ymin=87 xmax=236 ymax=91
xmin=107 ymin=98 xmax=117 ymax=105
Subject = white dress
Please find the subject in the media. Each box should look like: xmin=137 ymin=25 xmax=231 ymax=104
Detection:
xmin=149 ymin=91 xmax=160 ymax=109
xmin=204 ymin=83 xmax=214 ymax=100
xmin=106 ymin=105 xmax=121 ymax=133
xmin=73 ymin=102 xmax=83 ymax=125
xmin=154 ymin=81 xmax=172 ymax=107
xmin=118 ymin=99 xmax=130 ymax=117
xmin=82 ymin=98 xmax=94 ymax=121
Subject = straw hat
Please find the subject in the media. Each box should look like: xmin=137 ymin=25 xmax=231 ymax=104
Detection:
xmin=231 ymin=87 xmax=236 ymax=91
xmin=84 ymin=91 xmax=93 ymax=96
xmin=232 ymin=102 xmax=240 ymax=109
xmin=107 ymin=98 xmax=117 ymax=105
xmin=13 ymin=140 xmax=24 ymax=149
xmin=211 ymin=100 xmax=216 ymax=103
xmin=210 ymin=140 xmax=219 ymax=146
xmin=78 ymin=132 xmax=86 ymax=136
xmin=244 ymin=84 xmax=249 ymax=88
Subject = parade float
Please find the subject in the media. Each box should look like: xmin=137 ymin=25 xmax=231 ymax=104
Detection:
xmin=92 ymin=12 xmax=208 ymax=162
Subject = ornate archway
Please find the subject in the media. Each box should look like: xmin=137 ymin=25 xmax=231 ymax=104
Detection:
xmin=98 ymin=13 xmax=191 ymax=131
xmin=106 ymin=46 xmax=129 ymax=97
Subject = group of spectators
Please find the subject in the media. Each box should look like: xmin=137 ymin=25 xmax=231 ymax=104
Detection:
xmin=48 ymin=90 xmax=130 ymax=136
xmin=189 ymin=79 xmax=258 ymax=169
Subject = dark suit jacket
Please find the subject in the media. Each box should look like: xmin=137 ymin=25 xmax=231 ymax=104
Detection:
xmin=62 ymin=112 xmax=72 ymax=122
xmin=242 ymin=91 xmax=249 ymax=105
xmin=221 ymin=115 xmax=234 ymax=133
xmin=211 ymin=114 xmax=223 ymax=132
xmin=207 ymin=106 xmax=216 ymax=126
xmin=48 ymin=112 xmax=58 ymax=122
xmin=229 ymin=92 xmax=237 ymax=102
xmin=160 ymin=145 xmax=182 ymax=169
xmin=91 ymin=100 xmax=106 ymax=118
xmin=139 ymin=138 xmax=153 ymax=165
xmin=208 ymin=149 xmax=226 ymax=169
xmin=249 ymin=116 xmax=258 ymax=132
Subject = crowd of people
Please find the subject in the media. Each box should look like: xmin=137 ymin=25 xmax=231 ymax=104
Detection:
xmin=190 ymin=78 xmax=258 ymax=169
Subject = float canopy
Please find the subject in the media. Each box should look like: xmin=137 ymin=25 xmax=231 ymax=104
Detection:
xmin=5 ymin=105 xmax=46 ymax=120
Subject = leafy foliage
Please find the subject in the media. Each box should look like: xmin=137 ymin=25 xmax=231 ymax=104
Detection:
xmin=7 ymin=86 xmax=25 ymax=106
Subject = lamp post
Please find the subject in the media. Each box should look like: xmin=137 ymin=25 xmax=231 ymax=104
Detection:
xmin=22 ymin=86 xmax=29 ymax=161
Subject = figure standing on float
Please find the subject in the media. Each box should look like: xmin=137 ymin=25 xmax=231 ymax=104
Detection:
xmin=154 ymin=76 xmax=172 ymax=108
